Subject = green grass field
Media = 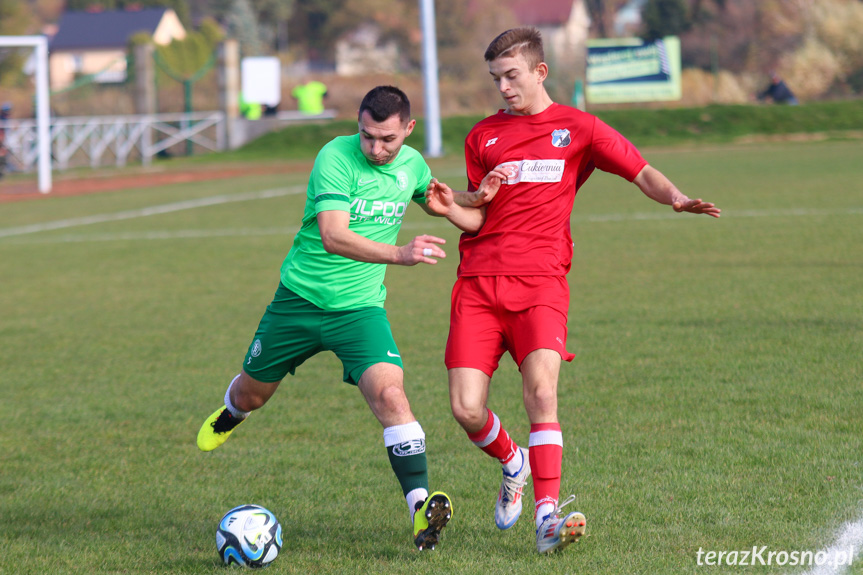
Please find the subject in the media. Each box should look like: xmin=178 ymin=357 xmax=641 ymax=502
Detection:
xmin=1 ymin=138 xmax=861 ymax=574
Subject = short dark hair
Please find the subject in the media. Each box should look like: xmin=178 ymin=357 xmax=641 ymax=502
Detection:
xmin=484 ymin=27 xmax=544 ymax=71
xmin=358 ymin=86 xmax=411 ymax=124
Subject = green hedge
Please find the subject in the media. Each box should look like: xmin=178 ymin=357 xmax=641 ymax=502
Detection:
xmin=230 ymin=99 xmax=863 ymax=161
xmin=595 ymin=100 xmax=863 ymax=147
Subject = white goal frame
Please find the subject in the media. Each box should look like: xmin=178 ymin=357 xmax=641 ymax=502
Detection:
xmin=0 ymin=35 xmax=51 ymax=193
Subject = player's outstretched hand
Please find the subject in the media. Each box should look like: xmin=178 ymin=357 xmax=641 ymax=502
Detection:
xmin=397 ymin=234 xmax=446 ymax=266
xmin=472 ymin=166 xmax=511 ymax=205
xmin=425 ymin=178 xmax=454 ymax=216
xmin=673 ymin=198 xmax=721 ymax=218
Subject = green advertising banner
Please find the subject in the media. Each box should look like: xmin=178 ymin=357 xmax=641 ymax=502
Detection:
xmin=586 ymin=36 xmax=681 ymax=103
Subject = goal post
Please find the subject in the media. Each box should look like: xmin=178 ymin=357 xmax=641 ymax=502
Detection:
xmin=0 ymin=35 xmax=52 ymax=193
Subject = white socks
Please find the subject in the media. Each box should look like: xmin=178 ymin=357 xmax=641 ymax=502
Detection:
xmin=383 ymin=422 xmax=428 ymax=520
xmin=406 ymin=488 xmax=429 ymax=519
xmin=224 ymin=374 xmax=250 ymax=419
xmin=502 ymin=446 xmax=524 ymax=476
xmin=536 ymin=503 xmax=555 ymax=529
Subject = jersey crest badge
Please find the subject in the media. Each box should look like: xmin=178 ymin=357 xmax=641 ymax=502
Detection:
xmin=551 ymin=129 xmax=571 ymax=148
xmin=396 ymin=170 xmax=408 ymax=191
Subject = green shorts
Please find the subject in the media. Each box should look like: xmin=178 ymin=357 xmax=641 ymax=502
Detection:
xmin=242 ymin=283 xmax=403 ymax=385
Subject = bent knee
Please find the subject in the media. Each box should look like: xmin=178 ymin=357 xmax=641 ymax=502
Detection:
xmin=526 ymin=387 xmax=556 ymax=407
xmin=450 ymin=400 xmax=488 ymax=432
xmin=376 ymin=383 xmax=411 ymax=413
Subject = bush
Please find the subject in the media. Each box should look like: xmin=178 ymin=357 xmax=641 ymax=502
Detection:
xmin=780 ymin=0 xmax=863 ymax=98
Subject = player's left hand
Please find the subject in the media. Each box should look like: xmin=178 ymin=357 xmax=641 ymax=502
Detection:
xmin=472 ymin=166 xmax=511 ymax=205
xmin=397 ymin=234 xmax=446 ymax=266
xmin=673 ymin=198 xmax=721 ymax=218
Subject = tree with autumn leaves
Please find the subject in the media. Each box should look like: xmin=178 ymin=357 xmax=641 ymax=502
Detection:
xmin=2 ymin=0 xmax=863 ymax=103
xmin=590 ymin=0 xmax=863 ymax=99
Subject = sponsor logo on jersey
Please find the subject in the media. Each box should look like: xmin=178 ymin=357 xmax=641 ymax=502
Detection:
xmin=497 ymin=159 xmax=565 ymax=184
xmin=349 ymin=198 xmax=408 ymax=224
xmin=386 ymin=350 xmax=401 ymax=358
xmin=358 ymin=178 xmax=376 ymax=186
xmin=486 ymin=137 xmax=499 ymax=147
xmin=392 ymin=438 xmax=426 ymax=457
xmin=551 ymin=129 xmax=571 ymax=148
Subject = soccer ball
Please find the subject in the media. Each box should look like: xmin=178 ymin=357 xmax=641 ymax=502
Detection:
xmin=216 ymin=504 xmax=282 ymax=568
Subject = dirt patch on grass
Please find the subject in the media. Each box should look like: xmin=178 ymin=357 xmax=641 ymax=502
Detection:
xmin=0 ymin=163 xmax=307 ymax=203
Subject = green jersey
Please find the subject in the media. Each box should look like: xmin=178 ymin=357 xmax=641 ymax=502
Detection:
xmin=280 ymin=134 xmax=432 ymax=311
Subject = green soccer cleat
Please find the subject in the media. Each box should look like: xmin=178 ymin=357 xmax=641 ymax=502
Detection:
xmin=413 ymin=491 xmax=452 ymax=551
xmin=197 ymin=406 xmax=246 ymax=452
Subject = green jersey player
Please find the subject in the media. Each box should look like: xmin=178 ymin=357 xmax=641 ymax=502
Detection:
xmin=196 ymin=85 xmax=504 ymax=551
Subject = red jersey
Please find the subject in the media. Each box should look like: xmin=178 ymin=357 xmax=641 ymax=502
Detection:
xmin=460 ymin=103 xmax=648 ymax=277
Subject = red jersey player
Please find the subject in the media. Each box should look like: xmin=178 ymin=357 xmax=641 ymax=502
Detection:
xmin=425 ymin=27 xmax=720 ymax=554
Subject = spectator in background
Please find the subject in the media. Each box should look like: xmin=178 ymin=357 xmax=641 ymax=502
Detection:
xmin=292 ymin=80 xmax=328 ymax=114
xmin=239 ymin=94 xmax=262 ymax=120
xmin=0 ymin=103 xmax=11 ymax=178
xmin=758 ymin=72 xmax=799 ymax=105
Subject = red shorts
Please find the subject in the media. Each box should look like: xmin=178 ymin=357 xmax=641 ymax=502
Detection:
xmin=445 ymin=275 xmax=575 ymax=376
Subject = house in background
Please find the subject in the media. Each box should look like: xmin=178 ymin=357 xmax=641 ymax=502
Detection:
xmin=509 ymin=0 xmax=592 ymax=73
xmin=333 ymin=0 xmax=591 ymax=78
xmin=335 ymin=23 xmax=400 ymax=76
xmin=506 ymin=0 xmax=592 ymax=104
xmin=49 ymin=7 xmax=186 ymax=90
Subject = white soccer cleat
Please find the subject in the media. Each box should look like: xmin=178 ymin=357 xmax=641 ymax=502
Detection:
xmin=495 ymin=447 xmax=530 ymax=530
xmin=536 ymin=495 xmax=586 ymax=554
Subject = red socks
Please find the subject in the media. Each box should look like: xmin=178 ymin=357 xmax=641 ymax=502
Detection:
xmin=529 ymin=422 xmax=563 ymax=523
xmin=467 ymin=412 xmax=564 ymax=526
xmin=466 ymin=409 xmax=519 ymax=465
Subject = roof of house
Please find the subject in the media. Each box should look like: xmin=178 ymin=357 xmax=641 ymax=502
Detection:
xmin=510 ymin=0 xmax=575 ymax=26
xmin=50 ymin=7 xmax=169 ymax=51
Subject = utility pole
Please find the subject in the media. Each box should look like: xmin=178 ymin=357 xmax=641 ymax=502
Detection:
xmin=419 ymin=0 xmax=442 ymax=158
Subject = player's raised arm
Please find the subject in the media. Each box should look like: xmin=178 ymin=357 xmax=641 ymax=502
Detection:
xmin=451 ymin=166 xmax=512 ymax=208
xmin=424 ymin=167 xmax=508 ymax=232
xmin=318 ymin=210 xmax=446 ymax=265
xmin=633 ymin=165 xmax=721 ymax=218
xmin=423 ymin=178 xmax=486 ymax=234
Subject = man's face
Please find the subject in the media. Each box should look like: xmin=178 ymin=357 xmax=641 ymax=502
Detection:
xmin=358 ymin=110 xmax=415 ymax=165
xmin=488 ymin=52 xmax=546 ymax=115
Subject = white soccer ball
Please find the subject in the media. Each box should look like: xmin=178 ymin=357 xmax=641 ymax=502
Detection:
xmin=216 ymin=504 xmax=282 ymax=568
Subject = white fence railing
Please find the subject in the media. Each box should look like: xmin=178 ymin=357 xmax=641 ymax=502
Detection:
xmin=1 ymin=111 xmax=225 ymax=172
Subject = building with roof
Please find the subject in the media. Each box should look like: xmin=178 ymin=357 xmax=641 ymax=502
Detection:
xmin=505 ymin=0 xmax=591 ymax=103
xmin=335 ymin=23 xmax=400 ymax=76
xmin=49 ymin=7 xmax=186 ymax=90
xmin=332 ymin=0 xmax=591 ymax=80
xmin=509 ymin=0 xmax=591 ymax=70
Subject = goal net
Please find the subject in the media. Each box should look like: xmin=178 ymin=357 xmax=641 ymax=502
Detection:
xmin=0 ymin=35 xmax=52 ymax=193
